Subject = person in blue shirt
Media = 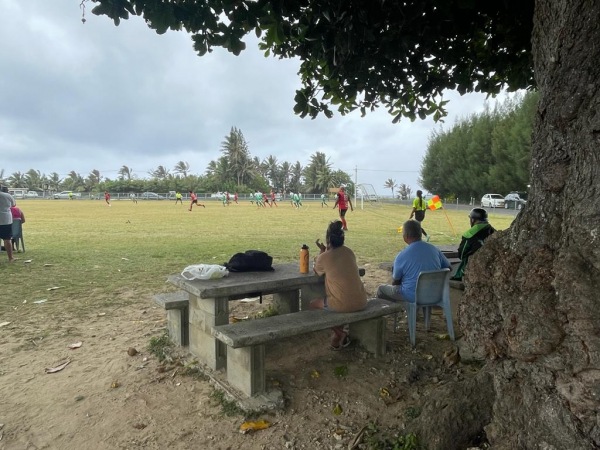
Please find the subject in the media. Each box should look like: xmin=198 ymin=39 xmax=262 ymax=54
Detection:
xmin=377 ymin=219 xmax=451 ymax=303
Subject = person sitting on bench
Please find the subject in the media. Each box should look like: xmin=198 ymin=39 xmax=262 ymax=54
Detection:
xmin=310 ymin=220 xmax=367 ymax=350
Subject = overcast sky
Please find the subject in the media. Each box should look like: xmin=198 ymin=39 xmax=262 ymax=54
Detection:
xmin=1 ymin=1 xmax=499 ymax=194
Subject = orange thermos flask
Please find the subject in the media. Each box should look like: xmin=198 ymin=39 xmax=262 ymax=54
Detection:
xmin=300 ymin=244 xmax=310 ymax=273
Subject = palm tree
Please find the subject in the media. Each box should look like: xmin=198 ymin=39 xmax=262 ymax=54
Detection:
xmin=221 ymin=127 xmax=252 ymax=186
xmin=150 ymin=166 xmax=170 ymax=180
xmin=262 ymin=155 xmax=279 ymax=186
xmin=65 ymin=171 xmax=85 ymax=192
xmin=304 ymin=152 xmax=333 ymax=193
xmin=384 ymin=178 xmax=397 ymax=197
xmin=397 ymin=183 xmax=412 ymax=200
xmin=118 ymin=165 xmax=133 ymax=181
xmin=25 ymin=169 xmax=44 ymax=191
xmin=48 ymin=172 xmax=62 ymax=192
xmin=289 ymin=161 xmax=304 ymax=193
xmin=278 ymin=161 xmax=291 ymax=194
xmin=174 ymin=161 xmax=190 ymax=177
xmin=8 ymin=171 xmax=27 ymax=188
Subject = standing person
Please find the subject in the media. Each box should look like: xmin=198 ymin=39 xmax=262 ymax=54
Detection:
xmin=321 ymin=193 xmax=328 ymax=207
xmin=10 ymin=202 xmax=25 ymax=252
xmin=130 ymin=192 xmax=138 ymax=204
xmin=333 ymin=186 xmax=353 ymax=231
xmin=409 ymin=190 xmax=429 ymax=241
xmin=310 ymin=220 xmax=367 ymax=350
xmin=270 ymin=189 xmax=278 ymax=207
xmin=104 ymin=191 xmax=111 ymax=207
xmin=452 ymin=208 xmax=496 ymax=281
xmin=175 ymin=191 xmax=182 ymax=204
xmin=377 ymin=220 xmax=451 ymax=303
xmin=0 ymin=186 xmax=15 ymax=262
xmin=233 ymin=192 xmax=239 ymax=204
xmin=188 ymin=190 xmax=205 ymax=211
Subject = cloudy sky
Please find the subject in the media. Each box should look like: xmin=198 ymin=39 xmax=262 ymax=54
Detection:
xmin=1 ymin=1 xmax=498 ymax=194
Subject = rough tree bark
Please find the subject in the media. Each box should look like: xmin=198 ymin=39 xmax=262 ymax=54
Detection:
xmin=460 ymin=1 xmax=600 ymax=448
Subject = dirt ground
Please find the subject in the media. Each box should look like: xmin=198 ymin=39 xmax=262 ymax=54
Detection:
xmin=0 ymin=265 xmax=474 ymax=450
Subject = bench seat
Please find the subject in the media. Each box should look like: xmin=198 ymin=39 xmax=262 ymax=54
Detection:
xmin=213 ymin=297 xmax=400 ymax=348
xmin=153 ymin=291 xmax=190 ymax=346
xmin=212 ymin=298 xmax=403 ymax=396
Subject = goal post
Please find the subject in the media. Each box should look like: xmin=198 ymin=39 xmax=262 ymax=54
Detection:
xmin=356 ymin=184 xmax=379 ymax=208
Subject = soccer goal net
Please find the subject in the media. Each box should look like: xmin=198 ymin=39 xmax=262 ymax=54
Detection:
xmin=356 ymin=184 xmax=380 ymax=207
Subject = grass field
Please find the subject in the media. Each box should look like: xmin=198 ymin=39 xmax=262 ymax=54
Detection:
xmin=1 ymin=198 xmax=516 ymax=320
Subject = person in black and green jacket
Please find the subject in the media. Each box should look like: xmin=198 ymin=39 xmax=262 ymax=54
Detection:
xmin=452 ymin=208 xmax=495 ymax=281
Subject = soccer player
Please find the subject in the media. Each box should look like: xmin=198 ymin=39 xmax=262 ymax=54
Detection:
xmin=188 ymin=191 xmax=205 ymax=211
xmin=104 ymin=191 xmax=111 ymax=207
xmin=321 ymin=193 xmax=328 ymax=207
xmin=333 ymin=186 xmax=353 ymax=230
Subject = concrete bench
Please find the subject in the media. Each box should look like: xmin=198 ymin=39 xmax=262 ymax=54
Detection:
xmin=153 ymin=291 xmax=190 ymax=346
xmin=212 ymin=298 xmax=403 ymax=397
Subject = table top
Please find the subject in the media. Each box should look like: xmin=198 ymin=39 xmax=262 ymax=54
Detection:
xmin=167 ymin=263 xmax=323 ymax=299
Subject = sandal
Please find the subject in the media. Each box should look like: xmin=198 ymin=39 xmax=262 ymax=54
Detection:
xmin=330 ymin=336 xmax=351 ymax=351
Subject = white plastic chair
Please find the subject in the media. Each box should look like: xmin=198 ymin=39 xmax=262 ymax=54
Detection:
xmin=403 ymin=268 xmax=454 ymax=347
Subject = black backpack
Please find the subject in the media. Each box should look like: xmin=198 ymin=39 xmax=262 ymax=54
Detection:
xmin=224 ymin=250 xmax=274 ymax=272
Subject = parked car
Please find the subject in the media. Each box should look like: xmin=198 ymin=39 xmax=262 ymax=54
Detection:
xmin=480 ymin=193 xmax=505 ymax=208
xmin=504 ymin=192 xmax=527 ymax=210
xmin=140 ymin=192 xmax=165 ymax=200
xmin=53 ymin=191 xmax=81 ymax=199
xmin=8 ymin=188 xmax=27 ymax=199
xmin=25 ymin=191 xmax=39 ymax=198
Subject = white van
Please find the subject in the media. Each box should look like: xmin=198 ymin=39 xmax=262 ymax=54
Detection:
xmin=8 ymin=188 xmax=27 ymax=199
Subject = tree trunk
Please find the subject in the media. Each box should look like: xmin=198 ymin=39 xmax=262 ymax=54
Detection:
xmin=459 ymin=1 xmax=600 ymax=448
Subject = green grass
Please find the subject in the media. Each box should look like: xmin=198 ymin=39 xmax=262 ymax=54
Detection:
xmin=2 ymin=198 xmax=516 ymax=322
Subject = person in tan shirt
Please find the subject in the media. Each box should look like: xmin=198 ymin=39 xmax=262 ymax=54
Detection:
xmin=310 ymin=220 xmax=367 ymax=349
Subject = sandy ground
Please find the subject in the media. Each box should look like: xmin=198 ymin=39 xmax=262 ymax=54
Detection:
xmin=0 ymin=266 xmax=465 ymax=450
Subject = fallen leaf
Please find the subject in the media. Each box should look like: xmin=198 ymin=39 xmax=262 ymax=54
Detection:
xmin=0 ymin=322 xmax=10 ymax=328
xmin=121 ymin=257 xmax=130 ymax=261
xmin=33 ymin=299 xmax=47 ymax=304
xmin=239 ymin=420 xmax=271 ymax=434
xmin=68 ymin=342 xmax=83 ymax=349
xmin=44 ymin=263 xmax=53 ymax=266
xmin=379 ymin=387 xmax=390 ymax=398
xmin=111 ymin=381 xmax=121 ymax=388
xmin=97 ymin=313 xmax=106 ymax=316
xmin=436 ymin=333 xmax=450 ymax=340
xmin=332 ymin=403 xmax=343 ymax=415
xmin=45 ymin=360 xmax=71 ymax=374
xmin=24 ymin=259 xmax=33 ymax=263
xmin=47 ymin=286 xmax=62 ymax=291
xmin=310 ymin=369 xmax=320 ymax=379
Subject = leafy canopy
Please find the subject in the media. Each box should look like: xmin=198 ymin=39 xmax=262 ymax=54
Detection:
xmin=86 ymin=0 xmax=534 ymax=123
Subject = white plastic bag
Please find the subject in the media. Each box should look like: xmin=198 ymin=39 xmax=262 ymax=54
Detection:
xmin=181 ymin=264 xmax=229 ymax=281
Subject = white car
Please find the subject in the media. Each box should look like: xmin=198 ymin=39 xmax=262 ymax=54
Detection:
xmin=481 ymin=193 xmax=505 ymax=208
xmin=25 ymin=191 xmax=39 ymax=198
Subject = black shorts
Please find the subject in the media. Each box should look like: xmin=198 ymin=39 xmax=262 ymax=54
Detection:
xmin=339 ymin=208 xmax=348 ymax=217
xmin=0 ymin=224 xmax=12 ymax=240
